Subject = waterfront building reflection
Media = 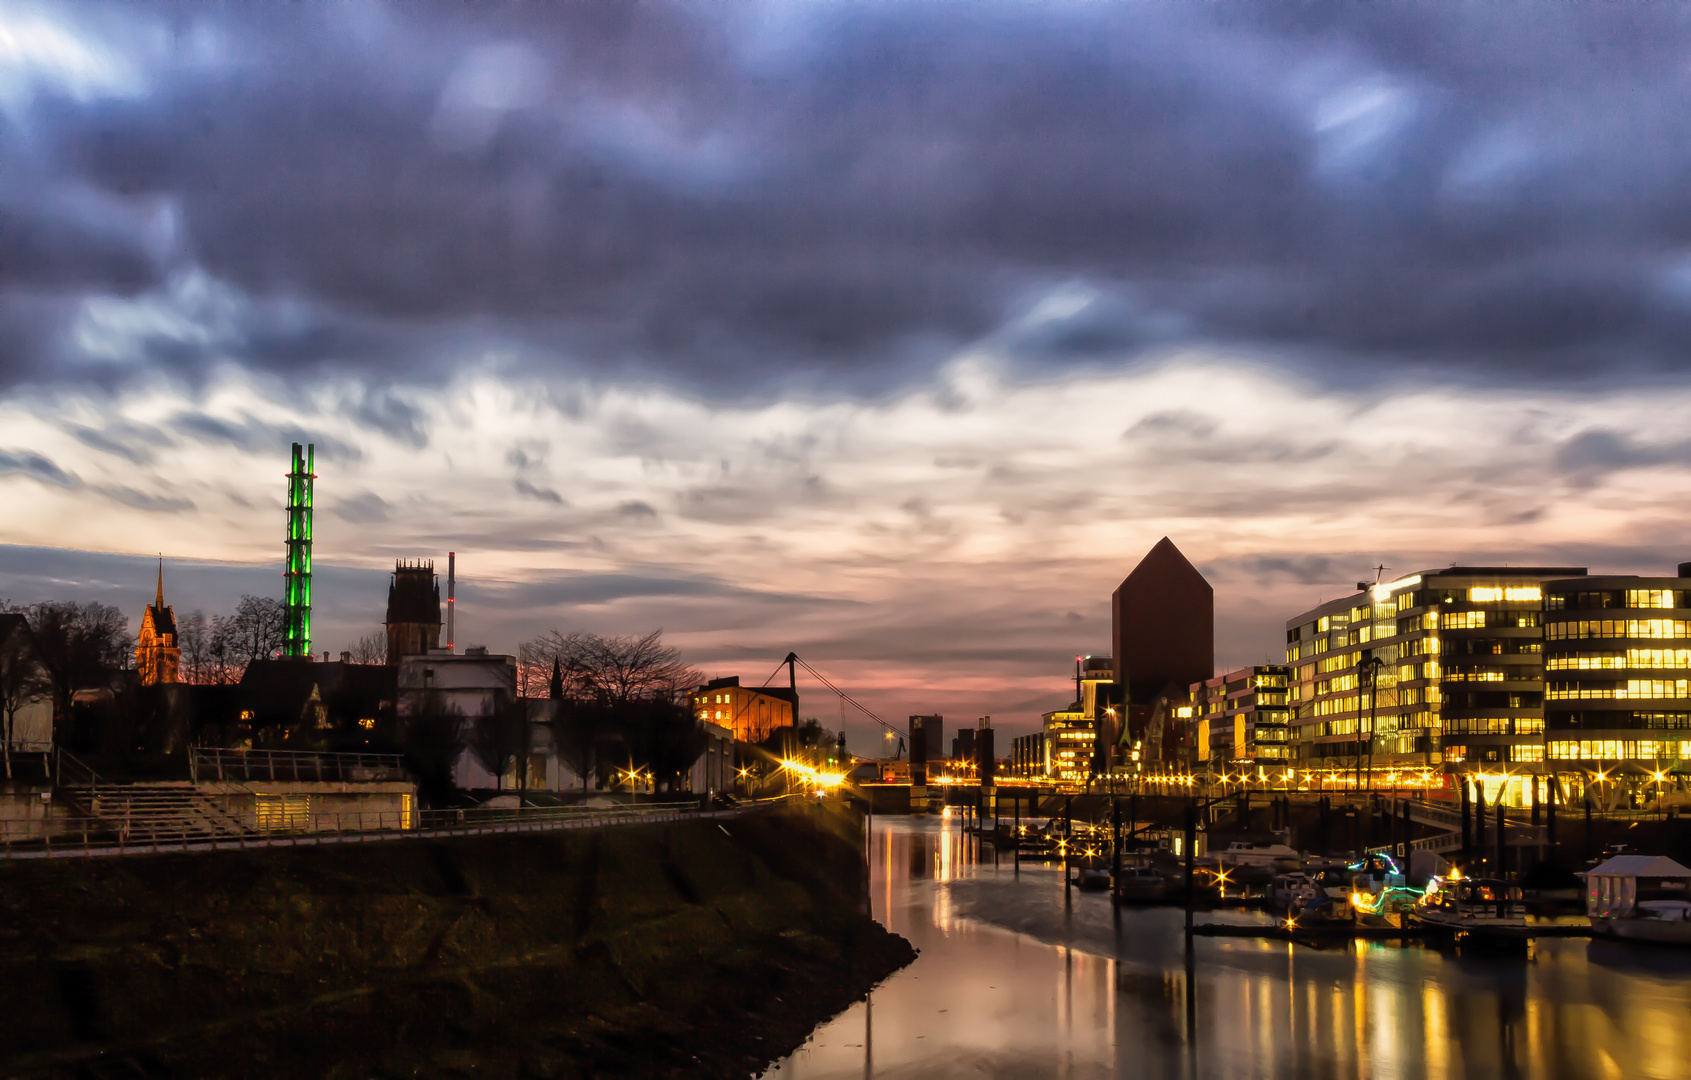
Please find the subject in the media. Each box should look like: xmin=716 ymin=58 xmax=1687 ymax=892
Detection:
xmin=770 ymin=817 xmax=1691 ymax=1080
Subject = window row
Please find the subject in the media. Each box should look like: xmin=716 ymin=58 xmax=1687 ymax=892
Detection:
xmin=1546 ymin=620 xmax=1691 ymax=640
xmin=1545 ymin=649 xmax=1691 ymax=671
xmin=1547 ymin=680 xmax=1691 ymax=700
xmin=1444 ymin=717 xmax=1544 ymax=735
xmin=1546 ymin=739 xmax=1691 ymax=760
xmin=1547 ymin=590 xmax=1683 ymax=611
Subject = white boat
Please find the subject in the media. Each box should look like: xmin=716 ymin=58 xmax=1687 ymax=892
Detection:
xmin=1217 ymin=840 xmax=1301 ymax=868
xmin=1269 ymin=871 xmax=1315 ymax=910
xmin=1587 ymin=855 xmax=1691 ymax=944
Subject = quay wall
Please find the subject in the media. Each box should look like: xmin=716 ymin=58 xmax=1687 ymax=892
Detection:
xmin=0 ymin=800 xmax=912 ymax=1079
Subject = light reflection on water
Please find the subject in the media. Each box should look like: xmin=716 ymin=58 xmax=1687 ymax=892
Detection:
xmin=765 ymin=816 xmax=1691 ymax=1080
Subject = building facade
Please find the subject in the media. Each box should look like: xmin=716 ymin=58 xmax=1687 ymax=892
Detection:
xmin=1543 ymin=569 xmax=1691 ymax=785
xmin=135 ymin=564 xmax=181 ymax=686
xmin=689 ymin=676 xmax=796 ymax=744
xmin=1188 ymin=665 xmax=1291 ymax=769
xmin=1286 ymin=567 xmax=1585 ymax=784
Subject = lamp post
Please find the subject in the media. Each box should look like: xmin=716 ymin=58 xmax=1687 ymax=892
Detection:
xmin=1359 ymin=653 xmax=1385 ymax=795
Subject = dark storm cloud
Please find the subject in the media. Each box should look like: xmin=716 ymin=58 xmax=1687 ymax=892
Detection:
xmin=10 ymin=1 xmax=1691 ymax=395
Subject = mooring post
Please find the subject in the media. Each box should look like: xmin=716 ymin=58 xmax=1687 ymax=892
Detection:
xmin=1111 ymin=797 xmax=1122 ymax=892
xmin=1183 ymin=800 xmax=1197 ymax=938
xmin=1496 ymin=796 xmax=1507 ymax=880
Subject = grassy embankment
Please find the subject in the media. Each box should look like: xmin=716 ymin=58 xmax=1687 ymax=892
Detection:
xmin=0 ymin=800 xmax=911 ymax=1078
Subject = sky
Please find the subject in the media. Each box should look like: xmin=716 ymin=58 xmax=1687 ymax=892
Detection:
xmin=5 ymin=1 xmax=1691 ymax=752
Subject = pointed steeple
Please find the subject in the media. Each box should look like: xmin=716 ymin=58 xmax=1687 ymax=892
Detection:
xmin=155 ymin=555 xmax=165 ymax=610
xmin=549 ymin=656 xmax=564 ymax=700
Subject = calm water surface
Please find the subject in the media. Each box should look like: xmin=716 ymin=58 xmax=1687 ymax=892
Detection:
xmin=764 ymin=814 xmax=1691 ymax=1080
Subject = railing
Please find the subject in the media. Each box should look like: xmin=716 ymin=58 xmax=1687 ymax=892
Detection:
xmin=0 ymin=796 xmax=769 ymax=861
xmin=190 ymin=748 xmax=409 ymax=784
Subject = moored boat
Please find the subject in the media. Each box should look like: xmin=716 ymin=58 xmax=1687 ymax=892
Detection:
xmin=1415 ymin=875 xmax=1527 ymax=938
xmin=1113 ymin=864 xmax=1169 ymax=903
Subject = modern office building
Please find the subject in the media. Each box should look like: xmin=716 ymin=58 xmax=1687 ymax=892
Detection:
xmin=1543 ymin=568 xmax=1691 ymax=785
xmin=1188 ymin=665 xmax=1291 ymax=769
xmin=1285 ymin=566 xmax=1585 ymax=784
xmin=1112 ymin=538 xmax=1213 ymax=706
xmin=1033 ymin=657 xmax=1115 ymax=785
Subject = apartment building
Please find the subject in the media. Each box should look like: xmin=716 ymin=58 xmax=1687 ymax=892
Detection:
xmin=1188 ymin=665 xmax=1291 ymax=769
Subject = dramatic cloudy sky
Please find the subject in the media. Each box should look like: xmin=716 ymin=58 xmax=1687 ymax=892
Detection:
xmin=5 ymin=0 xmax=1691 ymax=749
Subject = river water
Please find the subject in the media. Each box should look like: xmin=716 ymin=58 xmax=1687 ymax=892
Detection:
xmin=764 ymin=813 xmax=1691 ymax=1080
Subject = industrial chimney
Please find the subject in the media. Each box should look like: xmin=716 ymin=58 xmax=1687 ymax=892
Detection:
xmin=446 ymin=551 xmax=456 ymax=652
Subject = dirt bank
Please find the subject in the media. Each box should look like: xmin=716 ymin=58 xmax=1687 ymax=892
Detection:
xmin=0 ymin=801 xmax=913 ymax=1078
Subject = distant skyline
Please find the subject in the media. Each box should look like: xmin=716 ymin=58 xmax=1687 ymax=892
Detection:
xmin=5 ymin=2 xmax=1691 ymax=747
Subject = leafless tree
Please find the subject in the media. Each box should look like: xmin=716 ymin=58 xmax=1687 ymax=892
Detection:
xmin=469 ymin=698 xmax=529 ymax=794
xmin=519 ymin=629 xmax=701 ymax=706
xmin=0 ymin=621 xmax=50 ymax=780
xmin=345 ymin=630 xmax=387 ymax=665
xmin=222 ymin=595 xmax=286 ymax=675
xmin=24 ymin=602 xmax=130 ymax=735
xmin=177 ymin=610 xmax=214 ymax=684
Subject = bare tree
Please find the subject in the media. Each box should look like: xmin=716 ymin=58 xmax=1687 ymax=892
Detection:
xmin=0 ymin=621 xmax=51 ymax=779
xmin=469 ymin=698 xmax=529 ymax=794
xmin=520 ymin=629 xmax=701 ymax=706
xmin=345 ymin=630 xmax=387 ymax=665
xmin=223 ymin=595 xmax=286 ymax=674
xmin=177 ymin=610 xmax=212 ymax=684
xmin=24 ymin=602 xmax=130 ymax=735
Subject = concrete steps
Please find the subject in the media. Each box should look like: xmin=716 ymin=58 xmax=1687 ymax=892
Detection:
xmin=56 ymin=781 xmax=255 ymax=842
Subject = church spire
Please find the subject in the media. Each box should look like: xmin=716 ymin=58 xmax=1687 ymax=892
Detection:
xmin=155 ymin=555 xmax=164 ymax=610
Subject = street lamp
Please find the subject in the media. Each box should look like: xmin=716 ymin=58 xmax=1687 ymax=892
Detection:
xmin=1358 ymin=652 xmax=1385 ymax=794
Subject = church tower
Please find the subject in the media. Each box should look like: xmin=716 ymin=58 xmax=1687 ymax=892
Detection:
xmin=136 ymin=559 xmax=181 ymax=686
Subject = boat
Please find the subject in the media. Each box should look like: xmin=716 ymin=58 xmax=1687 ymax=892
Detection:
xmin=1269 ymin=871 xmax=1318 ymax=912
xmin=1415 ymin=875 xmax=1527 ymax=938
xmin=1072 ymin=865 xmax=1113 ymax=891
xmin=1114 ymin=865 xmax=1168 ymax=902
xmin=1587 ymin=855 xmax=1691 ymax=943
xmin=1217 ymin=839 xmax=1301 ymax=868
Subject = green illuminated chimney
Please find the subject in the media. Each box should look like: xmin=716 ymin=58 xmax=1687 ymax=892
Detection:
xmin=283 ymin=442 xmax=315 ymax=659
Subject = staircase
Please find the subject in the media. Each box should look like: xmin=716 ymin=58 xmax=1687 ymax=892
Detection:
xmin=53 ymin=751 xmax=255 ymax=843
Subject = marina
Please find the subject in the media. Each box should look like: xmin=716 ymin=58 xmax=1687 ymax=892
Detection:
xmin=767 ymin=816 xmax=1691 ymax=1080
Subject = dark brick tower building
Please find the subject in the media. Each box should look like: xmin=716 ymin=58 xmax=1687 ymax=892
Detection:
xmin=385 ymin=560 xmax=441 ymax=663
xmin=1112 ymin=537 xmax=1214 ymax=705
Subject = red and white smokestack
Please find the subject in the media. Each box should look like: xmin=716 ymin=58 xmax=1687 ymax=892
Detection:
xmin=446 ymin=551 xmax=456 ymax=651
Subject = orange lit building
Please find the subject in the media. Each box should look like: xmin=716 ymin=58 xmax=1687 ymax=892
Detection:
xmin=690 ymin=676 xmax=796 ymax=743
xmin=135 ymin=562 xmax=181 ymax=686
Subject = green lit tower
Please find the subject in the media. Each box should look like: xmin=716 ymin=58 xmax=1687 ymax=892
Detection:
xmin=282 ymin=442 xmax=315 ymax=659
